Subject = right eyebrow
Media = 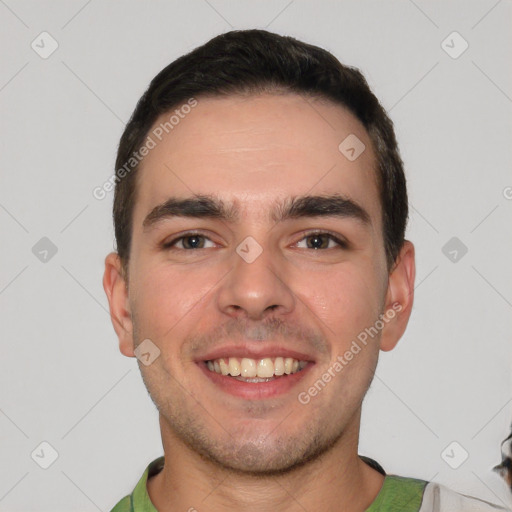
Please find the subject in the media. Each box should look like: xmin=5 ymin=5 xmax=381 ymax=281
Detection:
xmin=142 ymin=195 xmax=240 ymax=231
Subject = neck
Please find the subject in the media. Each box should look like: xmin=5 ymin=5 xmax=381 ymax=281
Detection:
xmin=147 ymin=413 xmax=385 ymax=512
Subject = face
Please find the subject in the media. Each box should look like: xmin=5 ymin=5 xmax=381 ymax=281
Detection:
xmin=104 ymin=93 xmax=414 ymax=475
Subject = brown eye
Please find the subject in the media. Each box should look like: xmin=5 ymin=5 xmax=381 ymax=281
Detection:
xmin=180 ymin=235 xmax=206 ymax=249
xmin=295 ymin=232 xmax=347 ymax=250
xmin=163 ymin=233 xmax=215 ymax=250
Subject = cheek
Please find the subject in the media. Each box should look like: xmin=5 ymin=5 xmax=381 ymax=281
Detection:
xmin=296 ymin=263 xmax=384 ymax=342
xmin=130 ymin=261 xmax=214 ymax=339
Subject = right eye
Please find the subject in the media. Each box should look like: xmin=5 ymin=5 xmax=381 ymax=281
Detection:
xmin=162 ymin=233 xmax=216 ymax=250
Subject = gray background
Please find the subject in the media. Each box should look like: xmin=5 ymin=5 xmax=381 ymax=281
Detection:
xmin=1 ymin=0 xmax=511 ymax=510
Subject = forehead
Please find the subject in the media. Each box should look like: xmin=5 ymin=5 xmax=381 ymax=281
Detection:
xmin=133 ymin=93 xmax=381 ymax=226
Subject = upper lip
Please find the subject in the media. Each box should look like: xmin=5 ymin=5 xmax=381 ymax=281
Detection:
xmin=196 ymin=343 xmax=316 ymax=363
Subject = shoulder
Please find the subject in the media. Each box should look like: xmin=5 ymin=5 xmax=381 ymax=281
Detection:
xmin=366 ymin=474 xmax=429 ymax=511
xmin=419 ymin=481 xmax=511 ymax=512
xmin=109 ymin=495 xmax=132 ymax=512
xmin=366 ymin=474 xmax=510 ymax=512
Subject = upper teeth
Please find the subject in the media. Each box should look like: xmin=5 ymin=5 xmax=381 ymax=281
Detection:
xmin=206 ymin=357 xmax=307 ymax=378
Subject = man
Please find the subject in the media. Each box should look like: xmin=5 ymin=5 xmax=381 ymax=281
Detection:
xmin=103 ymin=29 xmax=509 ymax=511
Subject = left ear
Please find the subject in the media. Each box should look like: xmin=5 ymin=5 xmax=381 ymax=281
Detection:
xmin=380 ymin=240 xmax=415 ymax=352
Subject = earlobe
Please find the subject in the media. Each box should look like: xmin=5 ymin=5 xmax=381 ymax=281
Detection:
xmin=380 ymin=241 xmax=416 ymax=352
xmin=102 ymin=252 xmax=135 ymax=357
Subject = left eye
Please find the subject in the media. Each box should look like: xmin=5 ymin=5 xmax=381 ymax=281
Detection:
xmin=295 ymin=232 xmax=346 ymax=250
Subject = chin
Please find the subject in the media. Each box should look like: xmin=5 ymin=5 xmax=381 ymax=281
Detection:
xmin=197 ymin=429 xmax=341 ymax=477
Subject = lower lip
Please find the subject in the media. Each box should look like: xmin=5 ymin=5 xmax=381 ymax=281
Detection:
xmin=197 ymin=361 xmax=314 ymax=400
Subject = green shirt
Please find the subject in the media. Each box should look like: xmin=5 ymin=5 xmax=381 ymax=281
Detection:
xmin=110 ymin=456 xmax=428 ymax=512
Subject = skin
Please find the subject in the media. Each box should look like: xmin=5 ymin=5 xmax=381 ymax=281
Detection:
xmin=103 ymin=93 xmax=415 ymax=512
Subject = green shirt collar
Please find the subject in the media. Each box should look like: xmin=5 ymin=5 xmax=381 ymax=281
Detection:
xmin=112 ymin=456 xmax=427 ymax=512
xmin=131 ymin=456 xmax=164 ymax=512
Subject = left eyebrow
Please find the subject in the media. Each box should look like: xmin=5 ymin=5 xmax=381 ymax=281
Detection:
xmin=271 ymin=194 xmax=371 ymax=225
xmin=142 ymin=193 xmax=371 ymax=231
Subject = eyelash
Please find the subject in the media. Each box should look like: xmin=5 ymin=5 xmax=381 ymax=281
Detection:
xmin=161 ymin=230 xmax=348 ymax=251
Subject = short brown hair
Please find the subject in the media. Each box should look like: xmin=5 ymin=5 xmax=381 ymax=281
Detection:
xmin=113 ymin=29 xmax=408 ymax=272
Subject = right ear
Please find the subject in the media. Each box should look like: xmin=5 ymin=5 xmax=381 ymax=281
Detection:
xmin=102 ymin=252 xmax=135 ymax=357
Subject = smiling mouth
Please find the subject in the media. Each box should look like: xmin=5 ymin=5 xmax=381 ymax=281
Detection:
xmin=205 ymin=356 xmax=308 ymax=382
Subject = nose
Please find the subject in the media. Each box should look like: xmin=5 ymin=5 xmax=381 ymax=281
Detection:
xmin=216 ymin=238 xmax=296 ymax=321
